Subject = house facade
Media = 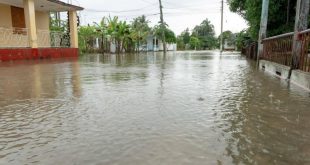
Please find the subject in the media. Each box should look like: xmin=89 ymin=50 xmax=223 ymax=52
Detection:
xmin=146 ymin=35 xmax=177 ymax=52
xmin=0 ymin=0 xmax=83 ymax=62
xmin=223 ymin=39 xmax=237 ymax=51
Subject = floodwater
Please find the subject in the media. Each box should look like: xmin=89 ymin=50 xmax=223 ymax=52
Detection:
xmin=0 ymin=51 xmax=310 ymax=165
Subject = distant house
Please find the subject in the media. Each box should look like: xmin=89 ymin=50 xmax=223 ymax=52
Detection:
xmin=146 ymin=35 xmax=177 ymax=52
xmin=223 ymin=39 xmax=236 ymax=51
xmin=0 ymin=0 xmax=83 ymax=61
xmin=223 ymin=33 xmax=237 ymax=51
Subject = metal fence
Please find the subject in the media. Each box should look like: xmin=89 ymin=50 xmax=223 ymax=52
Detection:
xmin=261 ymin=30 xmax=310 ymax=72
xmin=37 ymin=30 xmax=70 ymax=48
xmin=261 ymin=32 xmax=294 ymax=67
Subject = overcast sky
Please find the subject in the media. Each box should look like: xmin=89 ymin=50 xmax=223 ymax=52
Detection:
xmin=67 ymin=0 xmax=248 ymax=36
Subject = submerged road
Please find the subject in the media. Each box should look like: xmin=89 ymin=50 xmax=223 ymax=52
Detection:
xmin=0 ymin=51 xmax=310 ymax=164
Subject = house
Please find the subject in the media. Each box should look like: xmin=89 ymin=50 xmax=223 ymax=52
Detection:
xmin=146 ymin=35 xmax=177 ymax=52
xmin=223 ymin=39 xmax=236 ymax=51
xmin=0 ymin=0 xmax=83 ymax=62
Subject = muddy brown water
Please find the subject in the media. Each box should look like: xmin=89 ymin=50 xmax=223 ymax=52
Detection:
xmin=0 ymin=51 xmax=310 ymax=165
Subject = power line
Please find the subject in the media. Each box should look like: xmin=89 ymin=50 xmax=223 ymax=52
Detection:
xmin=140 ymin=0 xmax=155 ymax=5
xmin=84 ymin=3 xmax=157 ymax=13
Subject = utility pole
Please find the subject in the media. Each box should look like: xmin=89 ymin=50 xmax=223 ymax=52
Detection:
xmin=159 ymin=0 xmax=167 ymax=54
xmin=290 ymin=0 xmax=309 ymax=76
xmin=257 ymin=0 xmax=270 ymax=63
xmin=220 ymin=0 xmax=224 ymax=52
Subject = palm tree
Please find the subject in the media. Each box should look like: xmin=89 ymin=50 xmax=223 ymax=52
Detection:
xmin=131 ymin=15 xmax=151 ymax=52
xmin=107 ymin=16 xmax=132 ymax=54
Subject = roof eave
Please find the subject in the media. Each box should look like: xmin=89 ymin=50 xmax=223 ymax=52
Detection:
xmin=47 ymin=0 xmax=84 ymax=11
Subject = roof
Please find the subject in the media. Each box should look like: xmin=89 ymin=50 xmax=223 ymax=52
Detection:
xmin=0 ymin=0 xmax=84 ymax=12
xmin=46 ymin=0 xmax=84 ymax=11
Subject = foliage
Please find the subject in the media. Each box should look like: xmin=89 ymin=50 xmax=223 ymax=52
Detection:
xmin=78 ymin=14 xmax=179 ymax=53
xmin=49 ymin=13 xmax=68 ymax=32
xmin=78 ymin=26 xmax=99 ymax=53
xmin=218 ymin=30 xmax=236 ymax=47
xmin=182 ymin=28 xmax=191 ymax=45
xmin=177 ymin=36 xmax=185 ymax=50
xmin=154 ymin=26 xmax=177 ymax=44
xmin=228 ymin=0 xmax=298 ymax=39
xmin=235 ymin=30 xmax=252 ymax=51
xmin=176 ymin=28 xmax=191 ymax=50
xmin=189 ymin=36 xmax=201 ymax=50
xmin=177 ymin=19 xmax=218 ymax=50
xmin=131 ymin=15 xmax=151 ymax=51
xmin=192 ymin=19 xmax=218 ymax=49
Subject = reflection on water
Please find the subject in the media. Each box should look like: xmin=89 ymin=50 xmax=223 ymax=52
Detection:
xmin=0 ymin=51 xmax=310 ymax=165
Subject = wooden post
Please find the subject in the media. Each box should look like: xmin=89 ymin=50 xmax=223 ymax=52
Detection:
xmin=159 ymin=0 xmax=166 ymax=54
xmin=257 ymin=0 xmax=270 ymax=62
xmin=290 ymin=0 xmax=309 ymax=72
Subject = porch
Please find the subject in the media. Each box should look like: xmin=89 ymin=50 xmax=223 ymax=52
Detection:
xmin=0 ymin=0 xmax=83 ymax=61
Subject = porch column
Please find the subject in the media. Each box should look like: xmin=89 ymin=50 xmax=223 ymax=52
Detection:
xmin=23 ymin=0 xmax=38 ymax=48
xmin=69 ymin=11 xmax=78 ymax=48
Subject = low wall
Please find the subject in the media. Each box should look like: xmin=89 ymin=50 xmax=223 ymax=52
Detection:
xmin=259 ymin=60 xmax=290 ymax=79
xmin=291 ymin=70 xmax=310 ymax=90
xmin=0 ymin=48 xmax=78 ymax=62
xmin=259 ymin=60 xmax=310 ymax=90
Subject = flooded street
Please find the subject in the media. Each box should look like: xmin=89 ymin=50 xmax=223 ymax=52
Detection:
xmin=0 ymin=51 xmax=310 ymax=165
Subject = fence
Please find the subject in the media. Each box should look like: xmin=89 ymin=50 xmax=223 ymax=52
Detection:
xmin=37 ymin=30 xmax=70 ymax=48
xmin=243 ymin=42 xmax=258 ymax=60
xmin=261 ymin=32 xmax=294 ymax=67
xmin=243 ymin=29 xmax=310 ymax=73
xmin=0 ymin=27 xmax=70 ymax=48
xmin=0 ymin=27 xmax=29 ymax=48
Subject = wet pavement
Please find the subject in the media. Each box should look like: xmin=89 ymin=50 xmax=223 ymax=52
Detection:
xmin=0 ymin=51 xmax=310 ymax=165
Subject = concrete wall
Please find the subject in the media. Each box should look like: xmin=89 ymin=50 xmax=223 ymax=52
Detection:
xmin=259 ymin=60 xmax=290 ymax=79
xmin=259 ymin=60 xmax=310 ymax=90
xmin=291 ymin=70 xmax=310 ymax=90
xmin=35 ymin=11 xmax=49 ymax=30
xmin=0 ymin=4 xmax=12 ymax=28
xmin=36 ymin=11 xmax=50 ymax=47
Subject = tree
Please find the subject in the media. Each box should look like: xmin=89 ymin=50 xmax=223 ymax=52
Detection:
xmin=106 ymin=16 xmax=131 ymax=54
xmin=182 ymin=28 xmax=191 ymax=44
xmin=218 ymin=31 xmax=236 ymax=48
xmin=228 ymin=0 xmax=300 ymax=39
xmin=131 ymin=15 xmax=151 ymax=52
xmin=154 ymin=26 xmax=177 ymax=43
xmin=192 ymin=19 xmax=217 ymax=49
xmin=78 ymin=15 xmax=177 ymax=53
xmin=49 ymin=13 xmax=68 ymax=32
xmin=78 ymin=25 xmax=99 ymax=53
xmin=235 ymin=30 xmax=252 ymax=51
xmin=189 ymin=36 xmax=201 ymax=50
xmin=177 ymin=36 xmax=186 ymax=50
xmin=176 ymin=28 xmax=191 ymax=50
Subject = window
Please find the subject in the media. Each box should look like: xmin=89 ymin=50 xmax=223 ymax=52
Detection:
xmin=11 ymin=6 xmax=26 ymax=34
